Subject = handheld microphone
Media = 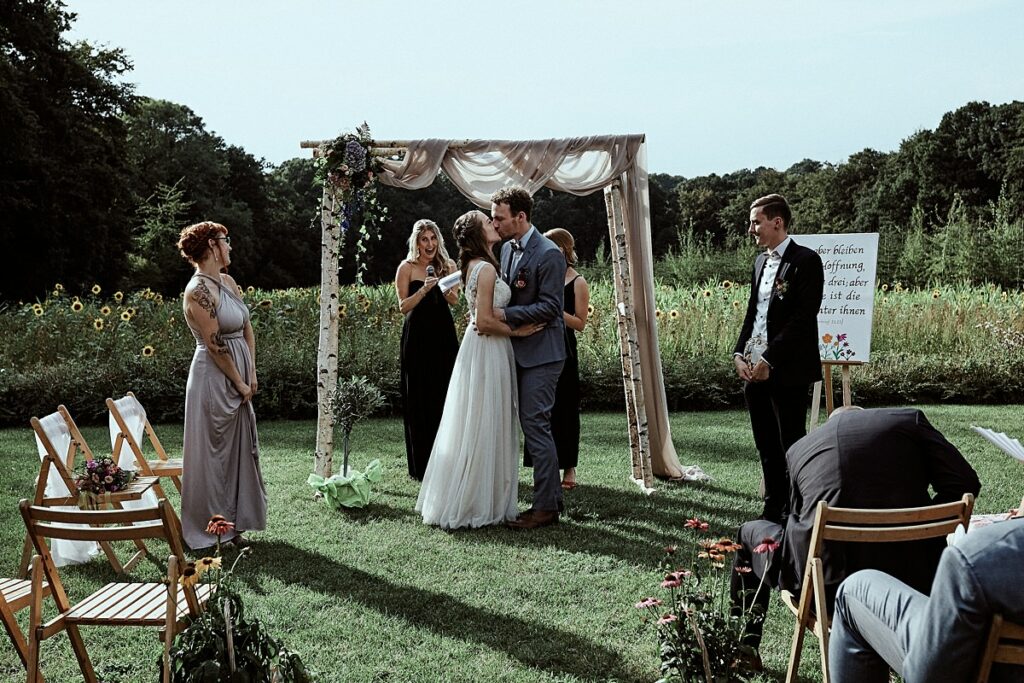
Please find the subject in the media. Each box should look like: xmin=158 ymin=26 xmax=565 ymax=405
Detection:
xmin=426 ymin=265 xmax=435 ymax=278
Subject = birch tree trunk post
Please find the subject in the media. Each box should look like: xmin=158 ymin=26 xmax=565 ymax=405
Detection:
xmin=605 ymin=181 xmax=655 ymax=492
xmin=314 ymin=185 xmax=341 ymax=480
xmin=603 ymin=185 xmax=642 ymax=481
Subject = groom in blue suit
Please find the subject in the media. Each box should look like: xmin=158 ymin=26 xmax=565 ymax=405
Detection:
xmin=491 ymin=186 xmax=566 ymax=529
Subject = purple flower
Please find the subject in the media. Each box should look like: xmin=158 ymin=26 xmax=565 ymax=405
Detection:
xmin=343 ymin=140 xmax=367 ymax=173
xmin=87 ymin=461 xmax=97 ymax=469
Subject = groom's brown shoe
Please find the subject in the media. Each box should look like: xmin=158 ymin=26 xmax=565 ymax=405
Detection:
xmin=507 ymin=509 xmax=559 ymax=530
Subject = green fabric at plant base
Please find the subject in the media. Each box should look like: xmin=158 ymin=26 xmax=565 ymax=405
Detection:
xmin=307 ymin=459 xmax=383 ymax=509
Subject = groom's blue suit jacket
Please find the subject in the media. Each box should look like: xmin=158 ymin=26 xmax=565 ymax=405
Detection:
xmin=500 ymin=227 xmax=566 ymax=368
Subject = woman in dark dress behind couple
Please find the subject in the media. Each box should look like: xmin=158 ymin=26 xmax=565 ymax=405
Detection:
xmin=395 ymin=219 xmax=460 ymax=481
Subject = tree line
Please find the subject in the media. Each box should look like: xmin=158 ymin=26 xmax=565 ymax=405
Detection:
xmin=2 ymin=0 xmax=1021 ymax=303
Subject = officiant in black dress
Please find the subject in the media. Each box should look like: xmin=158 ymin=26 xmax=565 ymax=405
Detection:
xmin=395 ymin=219 xmax=460 ymax=480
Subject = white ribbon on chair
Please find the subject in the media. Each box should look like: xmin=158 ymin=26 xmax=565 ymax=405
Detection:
xmin=108 ymin=395 xmax=160 ymax=511
xmin=33 ymin=413 xmax=100 ymax=566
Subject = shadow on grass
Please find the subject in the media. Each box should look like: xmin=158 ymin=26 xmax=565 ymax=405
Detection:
xmin=448 ymin=480 xmax=764 ymax=567
xmin=240 ymin=539 xmax=646 ymax=682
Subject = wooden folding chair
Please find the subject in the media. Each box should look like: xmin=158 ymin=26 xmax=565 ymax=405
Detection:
xmin=782 ymin=493 xmax=975 ymax=683
xmin=976 ymin=614 xmax=1024 ymax=683
xmin=22 ymin=498 xmax=213 ymax=683
xmin=1 ymin=575 xmax=51 ymax=678
xmin=107 ymin=392 xmax=183 ymax=497
xmin=19 ymin=408 xmax=159 ymax=578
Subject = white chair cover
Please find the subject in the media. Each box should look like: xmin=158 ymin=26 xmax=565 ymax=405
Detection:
xmin=108 ymin=395 xmax=160 ymax=511
xmin=34 ymin=412 xmax=99 ymax=566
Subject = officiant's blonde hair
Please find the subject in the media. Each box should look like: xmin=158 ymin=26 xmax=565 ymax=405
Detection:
xmin=405 ymin=219 xmax=453 ymax=277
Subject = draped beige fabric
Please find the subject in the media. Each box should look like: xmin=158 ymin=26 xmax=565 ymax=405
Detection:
xmin=378 ymin=136 xmax=686 ymax=478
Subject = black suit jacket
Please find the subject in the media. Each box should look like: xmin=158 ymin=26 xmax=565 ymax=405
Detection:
xmin=778 ymin=408 xmax=982 ymax=596
xmin=733 ymin=239 xmax=824 ymax=386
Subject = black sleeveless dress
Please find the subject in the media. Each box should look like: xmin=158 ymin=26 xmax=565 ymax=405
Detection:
xmin=400 ymin=280 xmax=459 ymax=480
xmin=525 ymin=276 xmax=580 ymax=470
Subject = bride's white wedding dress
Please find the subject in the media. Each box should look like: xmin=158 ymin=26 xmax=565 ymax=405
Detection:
xmin=416 ymin=261 xmax=519 ymax=529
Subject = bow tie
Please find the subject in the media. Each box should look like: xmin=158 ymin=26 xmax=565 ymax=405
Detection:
xmin=510 ymin=240 xmax=523 ymax=253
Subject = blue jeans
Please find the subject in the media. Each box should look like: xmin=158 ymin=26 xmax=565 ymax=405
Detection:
xmin=829 ymin=569 xmax=927 ymax=683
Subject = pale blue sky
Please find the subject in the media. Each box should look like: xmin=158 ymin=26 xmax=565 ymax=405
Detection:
xmin=67 ymin=0 xmax=1023 ymax=177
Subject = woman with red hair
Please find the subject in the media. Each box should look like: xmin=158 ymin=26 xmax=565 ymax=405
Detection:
xmin=177 ymin=221 xmax=266 ymax=550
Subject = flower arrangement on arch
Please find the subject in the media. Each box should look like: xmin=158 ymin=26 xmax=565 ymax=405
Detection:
xmin=313 ymin=123 xmax=389 ymax=281
xmin=73 ymin=457 xmax=135 ymax=508
xmin=635 ymin=517 xmax=772 ymax=682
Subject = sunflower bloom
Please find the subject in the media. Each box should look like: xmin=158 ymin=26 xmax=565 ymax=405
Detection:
xmin=142 ymin=345 xmax=155 ymax=357
xmin=259 ymin=299 xmax=273 ymax=309
xmin=732 ymin=300 xmax=741 ymax=309
xmin=587 ymin=304 xmax=595 ymax=316
xmin=32 ymin=304 xmax=44 ymax=317
xmin=113 ymin=291 xmax=123 ymax=302
xmin=54 ymin=283 xmax=64 ymax=292
xmin=655 ymin=309 xmax=663 ymax=319
xmin=932 ymin=290 xmax=941 ymax=299
xmin=180 ymin=563 xmax=199 ymax=587
xmin=100 ymin=306 xmax=111 ymax=316
xmin=120 ymin=311 xmax=132 ymax=321
xmin=721 ymin=280 xmax=733 ymax=289
xmin=93 ymin=318 xmax=104 ymax=331
xmin=71 ymin=301 xmax=84 ymax=313
xmin=91 ymin=284 xmax=101 ymax=295
xmin=669 ymin=309 xmax=680 ymax=320
xmin=702 ymin=289 xmax=712 ymax=297
xmin=247 ymin=285 xmax=255 ymax=294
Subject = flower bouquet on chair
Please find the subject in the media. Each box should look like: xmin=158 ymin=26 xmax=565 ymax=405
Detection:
xmin=73 ymin=457 xmax=135 ymax=509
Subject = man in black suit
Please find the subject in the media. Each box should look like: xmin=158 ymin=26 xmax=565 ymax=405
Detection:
xmin=733 ymin=194 xmax=825 ymax=523
xmin=729 ymin=407 xmax=981 ymax=652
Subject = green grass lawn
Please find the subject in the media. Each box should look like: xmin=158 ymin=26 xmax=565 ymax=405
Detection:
xmin=0 ymin=406 xmax=1020 ymax=682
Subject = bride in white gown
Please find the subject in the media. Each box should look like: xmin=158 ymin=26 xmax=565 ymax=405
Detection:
xmin=416 ymin=210 xmax=544 ymax=529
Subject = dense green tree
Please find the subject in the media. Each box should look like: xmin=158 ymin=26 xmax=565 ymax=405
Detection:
xmin=0 ymin=0 xmax=137 ymax=300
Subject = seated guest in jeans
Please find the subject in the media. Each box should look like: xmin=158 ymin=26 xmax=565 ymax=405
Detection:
xmin=730 ymin=407 xmax=981 ymax=652
xmin=829 ymin=517 xmax=1024 ymax=683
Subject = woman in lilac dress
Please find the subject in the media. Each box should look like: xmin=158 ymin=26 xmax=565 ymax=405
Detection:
xmin=177 ymin=221 xmax=266 ymax=550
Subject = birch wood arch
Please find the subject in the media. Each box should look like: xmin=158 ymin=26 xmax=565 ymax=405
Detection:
xmin=301 ymin=134 xmax=689 ymax=491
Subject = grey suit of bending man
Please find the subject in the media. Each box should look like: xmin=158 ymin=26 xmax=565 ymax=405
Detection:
xmin=829 ymin=517 xmax=1024 ymax=683
xmin=491 ymin=187 xmax=566 ymax=529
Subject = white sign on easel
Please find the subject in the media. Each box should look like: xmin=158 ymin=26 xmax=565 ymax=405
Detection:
xmin=795 ymin=233 xmax=880 ymax=362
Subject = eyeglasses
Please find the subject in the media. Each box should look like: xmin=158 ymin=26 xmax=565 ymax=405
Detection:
xmin=212 ymin=236 xmax=231 ymax=244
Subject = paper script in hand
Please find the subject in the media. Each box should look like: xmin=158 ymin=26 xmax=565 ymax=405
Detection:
xmin=439 ymin=272 xmax=462 ymax=294
xmin=971 ymin=425 xmax=1024 ymax=462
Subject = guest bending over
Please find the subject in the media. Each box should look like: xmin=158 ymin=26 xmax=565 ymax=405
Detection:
xmin=524 ymin=228 xmax=588 ymax=490
xmin=395 ymin=219 xmax=459 ymax=480
xmin=830 ymin=517 xmax=1024 ymax=683
xmin=177 ymin=221 xmax=266 ymax=550
xmin=730 ymin=407 xmax=981 ymax=651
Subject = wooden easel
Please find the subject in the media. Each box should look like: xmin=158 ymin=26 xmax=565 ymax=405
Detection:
xmin=809 ymin=361 xmax=864 ymax=428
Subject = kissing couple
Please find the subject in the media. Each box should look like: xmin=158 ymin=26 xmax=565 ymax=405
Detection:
xmin=416 ymin=186 xmax=567 ymax=530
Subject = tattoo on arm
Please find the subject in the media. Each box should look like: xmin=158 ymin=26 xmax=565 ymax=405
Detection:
xmin=209 ymin=330 xmax=229 ymax=355
xmin=191 ymin=281 xmax=217 ymax=319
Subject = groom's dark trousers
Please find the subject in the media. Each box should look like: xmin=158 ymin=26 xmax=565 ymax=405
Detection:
xmin=516 ymin=360 xmax=564 ymax=512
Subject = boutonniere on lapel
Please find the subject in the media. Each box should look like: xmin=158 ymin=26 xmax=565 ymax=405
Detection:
xmin=514 ymin=266 xmax=528 ymax=290
xmin=774 ymin=263 xmax=792 ymax=299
